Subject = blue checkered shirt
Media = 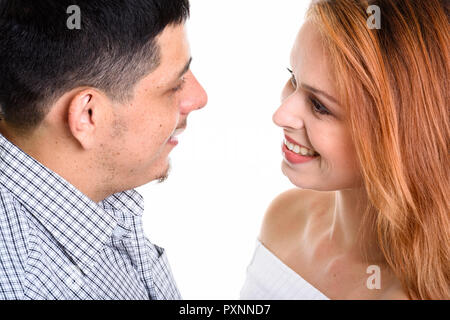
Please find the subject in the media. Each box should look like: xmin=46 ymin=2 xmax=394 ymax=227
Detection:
xmin=0 ymin=132 xmax=181 ymax=300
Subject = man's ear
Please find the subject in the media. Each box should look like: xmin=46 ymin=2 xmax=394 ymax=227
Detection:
xmin=67 ymin=90 xmax=105 ymax=150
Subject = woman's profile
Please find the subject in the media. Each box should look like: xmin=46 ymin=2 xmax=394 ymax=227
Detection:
xmin=241 ymin=0 xmax=449 ymax=300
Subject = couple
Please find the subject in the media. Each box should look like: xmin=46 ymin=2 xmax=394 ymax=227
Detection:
xmin=0 ymin=0 xmax=448 ymax=300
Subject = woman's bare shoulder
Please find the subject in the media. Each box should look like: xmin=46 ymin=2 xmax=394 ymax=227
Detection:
xmin=259 ymin=188 xmax=332 ymax=250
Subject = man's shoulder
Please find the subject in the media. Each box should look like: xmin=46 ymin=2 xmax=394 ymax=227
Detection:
xmin=0 ymin=185 xmax=30 ymax=300
xmin=0 ymin=184 xmax=28 ymax=225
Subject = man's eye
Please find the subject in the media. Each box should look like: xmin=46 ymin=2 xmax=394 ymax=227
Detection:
xmin=172 ymin=78 xmax=186 ymax=92
xmin=172 ymin=85 xmax=182 ymax=92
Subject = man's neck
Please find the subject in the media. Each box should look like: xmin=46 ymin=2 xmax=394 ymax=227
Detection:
xmin=0 ymin=123 xmax=111 ymax=203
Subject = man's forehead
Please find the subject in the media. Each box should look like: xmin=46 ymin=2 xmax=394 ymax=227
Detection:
xmin=157 ymin=24 xmax=190 ymax=62
xmin=146 ymin=24 xmax=191 ymax=87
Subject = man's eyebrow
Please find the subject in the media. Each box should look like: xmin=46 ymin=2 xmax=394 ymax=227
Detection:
xmin=177 ymin=57 xmax=192 ymax=79
xmin=300 ymin=82 xmax=339 ymax=105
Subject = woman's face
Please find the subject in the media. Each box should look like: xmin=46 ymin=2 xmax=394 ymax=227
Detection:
xmin=273 ymin=20 xmax=362 ymax=191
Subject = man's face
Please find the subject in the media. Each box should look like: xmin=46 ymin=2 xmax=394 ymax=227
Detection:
xmin=98 ymin=23 xmax=207 ymax=191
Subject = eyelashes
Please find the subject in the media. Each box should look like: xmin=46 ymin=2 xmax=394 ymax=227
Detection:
xmin=287 ymin=68 xmax=296 ymax=88
xmin=171 ymin=77 xmax=186 ymax=93
xmin=286 ymin=67 xmax=331 ymax=116
xmin=309 ymin=97 xmax=331 ymax=116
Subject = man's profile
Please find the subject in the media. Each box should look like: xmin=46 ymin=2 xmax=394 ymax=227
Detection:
xmin=0 ymin=0 xmax=207 ymax=300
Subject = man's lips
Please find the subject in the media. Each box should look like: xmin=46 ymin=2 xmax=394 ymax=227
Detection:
xmin=168 ymin=127 xmax=186 ymax=145
xmin=172 ymin=127 xmax=186 ymax=137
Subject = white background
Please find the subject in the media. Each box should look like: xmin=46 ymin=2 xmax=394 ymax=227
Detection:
xmin=138 ymin=1 xmax=311 ymax=299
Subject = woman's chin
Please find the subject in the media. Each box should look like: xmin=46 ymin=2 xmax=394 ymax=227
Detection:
xmin=281 ymin=166 xmax=332 ymax=192
xmin=282 ymin=167 xmax=311 ymax=189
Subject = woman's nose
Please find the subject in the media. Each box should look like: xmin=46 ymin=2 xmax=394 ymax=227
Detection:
xmin=272 ymin=93 xmax=305 ymax=130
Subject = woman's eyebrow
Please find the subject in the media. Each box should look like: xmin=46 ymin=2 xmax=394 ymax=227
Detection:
xmin=300 ymin=82 xmax=339 ymax=105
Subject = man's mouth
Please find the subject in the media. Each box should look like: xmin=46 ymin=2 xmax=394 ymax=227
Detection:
xmin=172 ymin=127 xmax=186 ymax=137
xmin=168 ymin=127 xmax=186 ymax=144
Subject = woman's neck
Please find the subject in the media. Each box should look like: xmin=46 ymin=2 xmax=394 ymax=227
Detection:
xmin=329 ymin=188 xmax=385 ymax=263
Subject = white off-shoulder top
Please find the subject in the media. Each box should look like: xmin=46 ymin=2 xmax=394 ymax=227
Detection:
xmin=240 ymin=240 xmax=329 ymax=300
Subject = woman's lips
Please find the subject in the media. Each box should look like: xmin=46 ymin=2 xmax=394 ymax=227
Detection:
xmin=282 ymin=135 xmax=319 ymax=164
xmin=282 ymin=143 xmax=319 ymax=164
xmin=284 ymin=135 xmax=316 ymax=153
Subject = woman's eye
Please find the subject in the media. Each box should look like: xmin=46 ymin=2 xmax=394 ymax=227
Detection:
xmin=310 ymin=97 xmax=331 ymax=116
xmin=290 ymin=74 xmax=297 ymax=88
xmin=286 ymin=67 xmax=331 ymax=116
xmin=287 ymin=68 xmax=297 ymax=89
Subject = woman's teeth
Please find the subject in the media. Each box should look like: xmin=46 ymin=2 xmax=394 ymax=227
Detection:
xmin=284 ymin=139 xmax=319 ymax=157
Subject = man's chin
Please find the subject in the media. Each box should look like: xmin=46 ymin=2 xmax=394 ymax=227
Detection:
xmin=156 ymin=160 xmax=172 ymax=184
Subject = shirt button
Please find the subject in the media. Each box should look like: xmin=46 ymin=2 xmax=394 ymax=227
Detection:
xmin=65 ymin=265 xmax=83 ymax=291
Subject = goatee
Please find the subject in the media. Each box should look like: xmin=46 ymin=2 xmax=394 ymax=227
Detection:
xmin=157 ymin=159 xmax=172 ymax=183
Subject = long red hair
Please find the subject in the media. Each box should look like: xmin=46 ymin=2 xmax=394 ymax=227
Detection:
xmin=307 ymin=0 xmax=449 ymax=299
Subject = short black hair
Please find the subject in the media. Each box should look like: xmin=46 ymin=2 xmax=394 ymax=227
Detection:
xmin=0 ymin=0 xmax=190 ymax=135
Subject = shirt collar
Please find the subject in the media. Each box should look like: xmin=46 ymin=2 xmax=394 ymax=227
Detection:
xmin=99 ymin=189 xmax=144 ymax=218
xmin=0 ymin=132 xmax=143 ymax=271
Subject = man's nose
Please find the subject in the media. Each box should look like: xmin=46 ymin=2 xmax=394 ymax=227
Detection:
xmin=179 ymin=71 xmax=208 ymax=115
xmin=272 ymin=93 xmax=305 ymax=130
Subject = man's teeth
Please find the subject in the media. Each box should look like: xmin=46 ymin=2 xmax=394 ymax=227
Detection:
xmin=284 ymin=139 xmax=318 ymax=157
